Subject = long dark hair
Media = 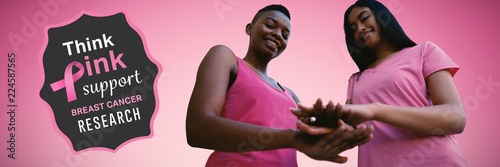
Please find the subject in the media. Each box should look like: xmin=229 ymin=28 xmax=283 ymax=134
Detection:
xmin=343 ymin=0 xmax=416 ymax=73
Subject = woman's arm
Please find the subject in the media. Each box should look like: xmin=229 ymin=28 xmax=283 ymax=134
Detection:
xmin=344 ymin=70 xmax=466 ymax=135
xmin=185 ymin=45 xmax=372 ymax=163
xmin=186 ymin=46 xmax=295 ymax=152
xmin=290 ymin=99 xmax=373 ymax=163
xmin=185 ymin=45 xmax=296 ymax=152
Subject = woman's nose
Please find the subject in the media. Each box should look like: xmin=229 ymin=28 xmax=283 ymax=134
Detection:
xmin=272 ymin=29 xmax=282 ymax=40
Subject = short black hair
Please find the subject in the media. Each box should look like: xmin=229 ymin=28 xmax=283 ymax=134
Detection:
xmin=251 ymin=4 xmax=291 ymax=24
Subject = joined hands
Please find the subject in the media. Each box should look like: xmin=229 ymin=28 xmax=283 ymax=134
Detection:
xmin=290 ymin=98 xmax=374 ymax=163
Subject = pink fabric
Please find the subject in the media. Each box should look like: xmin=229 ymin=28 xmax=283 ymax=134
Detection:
xmin=347 ymin=41 xmax=467 ymax=167
xmin=205 ymin=57 xmax=298 ymax=167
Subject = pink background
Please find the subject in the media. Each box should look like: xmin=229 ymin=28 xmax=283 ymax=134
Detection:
xmin=0 ymin=0 xmax=499 ymax=166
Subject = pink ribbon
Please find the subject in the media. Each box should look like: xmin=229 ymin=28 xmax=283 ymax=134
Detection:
xmin=50 ymin=61 xmax=85 ymax=102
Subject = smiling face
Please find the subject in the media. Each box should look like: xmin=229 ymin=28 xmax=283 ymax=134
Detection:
xmin=348 ymin=7 xmax=382 ymax=49
xmin=246 ymin=10 xmax=291 ymax=59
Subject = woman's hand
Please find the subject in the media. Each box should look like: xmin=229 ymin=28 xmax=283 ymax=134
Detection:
xmin=291 ymin=98 xmax=353 ymax=128
xmin=293 ymin=119 xmax=374 ymax=163
xmin=290 ymin=98 xmax=374 ymax=163
xmin=340 ymin=103 xmax=377 ymax=126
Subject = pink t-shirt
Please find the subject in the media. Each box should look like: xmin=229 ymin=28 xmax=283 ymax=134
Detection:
xmin=205 ymin=57 xmax=298 ymax=167
xmin=347 ymin=41 xmax=468 ymax=167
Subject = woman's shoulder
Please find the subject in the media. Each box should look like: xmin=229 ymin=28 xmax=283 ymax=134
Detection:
xmin=400 ymin=41 xmax=445 ymax=57
xmin=350 ymin=71 xmax=361 ymax=77
xmin=414 ymin=41 xmax=442 ymax=50
xmin=198 ymin=45 xmax=239 ymax=75
xmin=203 ymin=45 xmax=238 ymax=63
xmin=207 ymin=45 xmax=237 ymax=58
xmin=348 ymin=72 xmax=361 ymax=81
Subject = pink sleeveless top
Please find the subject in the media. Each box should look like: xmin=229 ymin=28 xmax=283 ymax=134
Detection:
xmin=205 ymin=57 xmax=298 ymax=167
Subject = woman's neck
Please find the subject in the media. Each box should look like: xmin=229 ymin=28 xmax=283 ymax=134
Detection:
xmin=368 ymin=40 xmax=399 ymax=68
xmin=373 ymin=39 xmax=398 ymax=60
xmin=243 ymin=52 xmax=270 ymax=76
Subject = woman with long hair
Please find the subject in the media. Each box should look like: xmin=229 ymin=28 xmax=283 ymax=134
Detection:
xmin=294 ymin=0 xmax=468 ymax=166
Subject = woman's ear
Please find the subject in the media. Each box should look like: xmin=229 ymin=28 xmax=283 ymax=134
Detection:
xmin=245 ymin=23 xmax=252 ymax=35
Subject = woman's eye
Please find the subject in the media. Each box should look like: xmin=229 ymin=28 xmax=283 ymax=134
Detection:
xmin=361 ymin=15 xmax=369 ymax=22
